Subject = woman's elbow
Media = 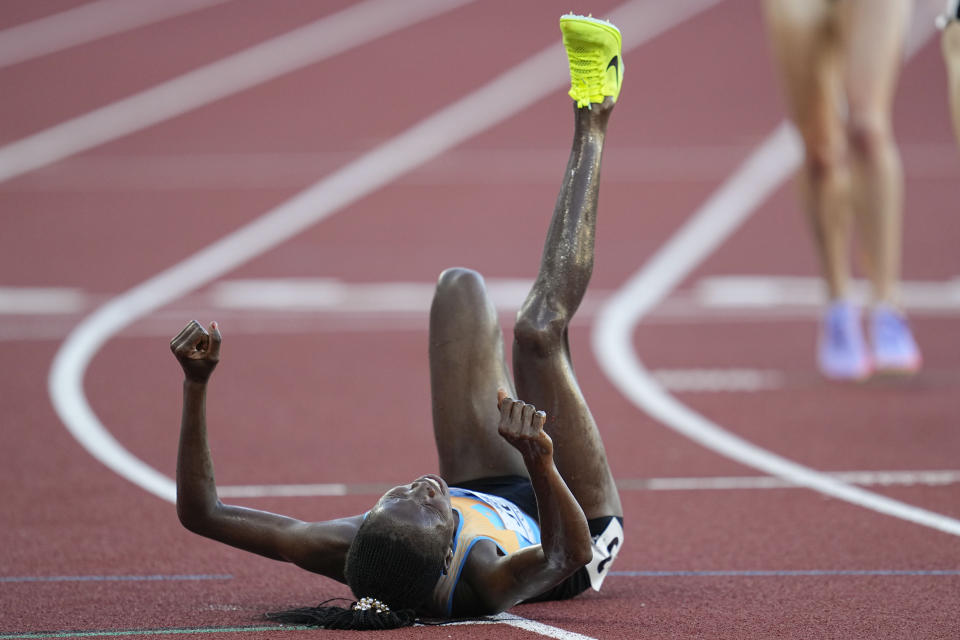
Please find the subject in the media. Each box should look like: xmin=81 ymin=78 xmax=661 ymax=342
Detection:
xmin=547 ymin=542 xmax=592 ymax=574
xmin=569 ymin=542 xmax=593 ymax=569
xmin=176 ymin=498 xmax=222 ymax=535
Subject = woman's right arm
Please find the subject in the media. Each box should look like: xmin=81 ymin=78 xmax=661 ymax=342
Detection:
xmin=172 ymin=320 xmax=361 ymax=582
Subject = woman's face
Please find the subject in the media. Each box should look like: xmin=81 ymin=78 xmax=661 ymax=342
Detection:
xmin=370 ymin=474 xmax=456 ymax=542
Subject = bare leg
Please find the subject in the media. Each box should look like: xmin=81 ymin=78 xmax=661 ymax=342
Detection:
xmin=944 ymin=22 xmax=960 ymax=146
xmin=839 ymin=0 xmax=909 ymax=306
xmin=763 ymin=0 xmax=852 ymax=301
xmin=512 ymin=99 xmax=621 ymax=520
xmin=429 ymin=268 xmax=527 ymax=485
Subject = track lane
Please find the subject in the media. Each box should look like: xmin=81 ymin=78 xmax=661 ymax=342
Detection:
xmin=4 ymin=1 xmax=960 ymax=638
xmin=593 ymin=1 xmax=960 ymax=538
xmin=7 ymin=2 xmax=700 ymax=632
xmin=0 ymin=0 xmax=358 ymax=143
xmin=47 ymin=0 xmax=714 ymax=503
xmin=0 ymin=0 xmax=231 ymax=71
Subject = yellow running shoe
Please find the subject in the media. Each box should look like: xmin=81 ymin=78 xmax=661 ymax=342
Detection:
xmin=560 ymin=13 xmax=623 ymax=108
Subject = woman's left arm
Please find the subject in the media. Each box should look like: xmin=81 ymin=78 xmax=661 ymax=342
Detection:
xmin=461 ymin=391 xmax=593 ymax=612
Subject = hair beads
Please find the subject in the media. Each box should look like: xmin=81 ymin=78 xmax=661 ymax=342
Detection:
xmin=353 ymin=597 xmax=390 ymax=614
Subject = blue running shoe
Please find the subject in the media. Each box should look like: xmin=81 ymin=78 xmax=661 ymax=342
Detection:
xmin=818 ymin=301 xmax=872 ymax=381
xmin=870 ymin=304 xmax=922 ymax=375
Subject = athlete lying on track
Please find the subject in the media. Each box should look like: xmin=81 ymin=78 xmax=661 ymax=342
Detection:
xmin=171 ymin=14 xmax=625 ymax=630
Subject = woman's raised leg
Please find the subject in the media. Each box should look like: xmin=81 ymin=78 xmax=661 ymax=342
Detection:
xmin=512 ymin=98 xmax=621 ymax=521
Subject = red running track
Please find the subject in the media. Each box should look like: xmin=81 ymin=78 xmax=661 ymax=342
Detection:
xmin=2 ymin=1 xmax=959 ymax=639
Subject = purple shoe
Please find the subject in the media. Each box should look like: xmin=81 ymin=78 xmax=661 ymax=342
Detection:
xmin=818 ymin=301 xmax=872 ymax=381
xmin=870 ymin=304 xmax=922 ymax=375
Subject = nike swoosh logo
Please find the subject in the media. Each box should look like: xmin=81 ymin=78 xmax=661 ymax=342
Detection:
xmin=606 ymin=55 xmax=619 ymax=84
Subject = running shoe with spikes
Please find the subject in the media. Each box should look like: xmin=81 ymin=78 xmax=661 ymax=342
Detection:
xmin=560 ymin=14 xmax=624 ymax=109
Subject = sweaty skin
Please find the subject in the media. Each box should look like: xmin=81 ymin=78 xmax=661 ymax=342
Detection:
xmin=174 ymin=86 xmax=620 ymax=617
xmin=172 ymin=321 xmax=592 ymax=613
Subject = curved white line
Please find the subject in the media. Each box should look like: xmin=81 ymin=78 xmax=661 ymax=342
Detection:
xmin=592 ymin=15 xmax=960 ymax=536
xmin=48 ymin=0 xmax=715 ymax=504
xmin=493 ymin=613 xmax=597 ymax=640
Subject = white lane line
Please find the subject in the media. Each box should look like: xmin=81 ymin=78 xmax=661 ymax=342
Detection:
xmin=218 ymin=483 xmax=347 ymax=498
xmin=0 ymin=0 xmax=473 ymax=184
xmin=49 ymin=0 xmax=722 ymax=504
xmin=216 ymin=469 xmax=960 ymax=497
xmin=7 ymin=275 xmax=960 ymax=320
xmin=0 ymin=0 xmax=230 ymax=70
xmin=427 ymin=614 xmax=598 ymax=633
xmin=592 ymin=9 xmax=960 ymax=537
xmin=651 ymin=368 xmax=783 ymax=392
xmin=627 ymin=470 xmax=960 ymax=491
xmin=492 ymin=612 xmax=598 ymax=640
xmin=210 ymin=277 xmax=551 ymax=313
xmin=0 ymin=287 xmax=85 ymax=314
xmin=697 ymin=275 xmax=960 ymax=310
xmin=1 ymin=307 xmax=601 ymax=342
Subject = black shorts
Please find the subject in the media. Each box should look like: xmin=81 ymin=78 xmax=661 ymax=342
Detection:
xmin=453 ymin=475 xmax=623 ymax=602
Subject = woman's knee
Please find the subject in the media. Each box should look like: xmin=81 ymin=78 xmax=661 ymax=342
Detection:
xmin=431 ymin=268 xmax=497 ymax=331
xmin=514 ymin=307 xmax=566 ymax=359
xmin=802 ymin=137 xmax=846 ymax=182
xmin=434 ymin=267 xmax=485 ymax=302
xmin=846 ymin=112 xmax=893 ymax=160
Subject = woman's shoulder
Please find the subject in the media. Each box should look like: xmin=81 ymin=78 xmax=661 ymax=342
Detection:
xmin=447 ymin=538 xmax=503 ymax=617
xmin=423 ymin=521 xmax=505 ymax=618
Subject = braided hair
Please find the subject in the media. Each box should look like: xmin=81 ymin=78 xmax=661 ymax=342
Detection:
xmin=267 ymin=512 xmax=449 ymax=630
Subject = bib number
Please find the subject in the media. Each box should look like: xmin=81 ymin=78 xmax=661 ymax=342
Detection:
xmin=585 ymin=518 xmax=623 ymax=591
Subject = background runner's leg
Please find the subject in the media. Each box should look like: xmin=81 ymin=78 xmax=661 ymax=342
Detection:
xmin=763 ymin=0 xmax=851 ymax=302
xmin=513 ymin=99 xmax=622 ymax=520
xmin=838 ymin=0 xmax=909 ymax=306
xmin=429 ymin=267 xmax=527 ymax=484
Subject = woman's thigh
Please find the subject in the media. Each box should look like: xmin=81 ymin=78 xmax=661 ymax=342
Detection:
xmin=428 ymin=268 xmax=527 ymax=484
xmin=839 ymin=0 xmax=909 ymax=120
xmin=763 ymin=0 xmax=845 ymax=147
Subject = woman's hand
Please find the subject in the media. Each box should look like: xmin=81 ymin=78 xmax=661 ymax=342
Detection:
xmin=170 ymin=320 xmax=221 ymax=384
xmin=496 ymin=388 xmax=553 ymax=464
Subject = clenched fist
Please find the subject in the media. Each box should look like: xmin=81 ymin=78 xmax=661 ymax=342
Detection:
xmin=497 ymin=388 xmax=553 ymax=462
xmin=170 ymin=320 xmax=221 ymax=384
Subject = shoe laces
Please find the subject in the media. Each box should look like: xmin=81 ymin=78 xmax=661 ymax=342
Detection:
xmin=567 ymin=48 xmax=606 ymax=107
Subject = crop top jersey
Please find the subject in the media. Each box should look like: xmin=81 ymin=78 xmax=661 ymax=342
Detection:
xmin=427 ymin=487 xmax=541 ymax=617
